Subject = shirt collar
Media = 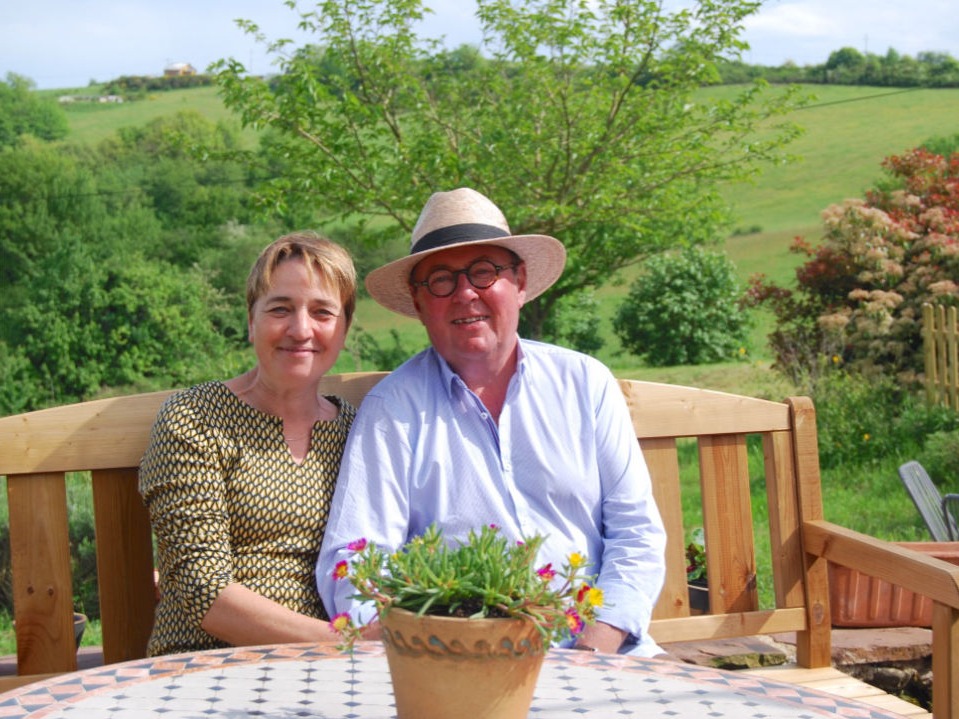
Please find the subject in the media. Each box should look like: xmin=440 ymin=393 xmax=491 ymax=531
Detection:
xmin=428 ymin=337 xmax=527 ymax=399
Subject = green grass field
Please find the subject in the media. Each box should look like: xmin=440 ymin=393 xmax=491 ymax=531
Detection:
xmin=61 ymin=86 xmax=248 ymax=146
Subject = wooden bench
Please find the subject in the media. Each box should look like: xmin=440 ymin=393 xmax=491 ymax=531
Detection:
xmin=1 ymin=373 xmax=957 ymax=717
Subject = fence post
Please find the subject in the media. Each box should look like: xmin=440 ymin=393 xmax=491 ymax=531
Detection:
xmin=923 ymin=303 xmax=959 ymax=411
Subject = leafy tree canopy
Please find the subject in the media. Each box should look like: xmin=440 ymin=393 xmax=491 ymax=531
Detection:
xmin=0 ymin=73 xmax=68 ymax=148
xmin=213 ymin=0 xmax=807 ymax=336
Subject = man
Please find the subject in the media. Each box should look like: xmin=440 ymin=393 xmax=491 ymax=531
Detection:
xmin=317 ymin=188 xmax=667 ymax=655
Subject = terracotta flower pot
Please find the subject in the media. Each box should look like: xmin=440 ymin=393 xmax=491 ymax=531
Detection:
xmin=828 ymin=542 xmax=959 ymax=628
xmin=379 ymin=607 xmax=546 ymax=719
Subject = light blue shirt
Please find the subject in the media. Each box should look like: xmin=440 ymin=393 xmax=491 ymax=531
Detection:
xmin=317 ymin=339 xmax=667 ymax=656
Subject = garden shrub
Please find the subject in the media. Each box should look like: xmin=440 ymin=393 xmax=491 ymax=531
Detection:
xmin=747 ymin=145 xmax=959 ymax=387
xmin=920 ymin=429 xmax=959 ymax=487
xmin=613 ymin=246 xmax=750 ymax=366
xmin=808 ymin=366 xmax=959 ymax=469
xmin=538 ymin=289 xmax=604 ymax=354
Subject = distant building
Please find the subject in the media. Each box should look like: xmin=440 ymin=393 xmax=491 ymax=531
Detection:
xmin=163 ymin=62 xmax=197 ymax=77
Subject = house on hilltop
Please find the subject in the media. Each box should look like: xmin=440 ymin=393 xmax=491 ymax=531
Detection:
xmin=163 ymin=62 xmax=196 ymax=77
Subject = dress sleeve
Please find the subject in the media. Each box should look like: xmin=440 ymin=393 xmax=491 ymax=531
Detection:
xmin=139 ymin=391 xmax=234 ymax=631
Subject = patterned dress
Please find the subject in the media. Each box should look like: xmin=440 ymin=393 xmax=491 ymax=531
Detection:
xmin=139 ymin=381 xmax=355 ymax=656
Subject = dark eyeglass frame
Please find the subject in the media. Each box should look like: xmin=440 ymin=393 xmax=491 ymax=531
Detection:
xmin=410 ymin=259 xmax=520 ymax=298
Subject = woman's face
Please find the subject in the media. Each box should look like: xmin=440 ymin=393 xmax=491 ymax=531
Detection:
xmin=248 ymin=257 xmax=348 ymax=389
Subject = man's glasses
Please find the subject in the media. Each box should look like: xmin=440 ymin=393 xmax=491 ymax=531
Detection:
xmin=411 ymin=259 xmax=519 ymax=298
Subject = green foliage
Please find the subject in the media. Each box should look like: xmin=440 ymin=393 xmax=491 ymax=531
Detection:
xmin=685 ymin=527 xmax=707 ymax=583
xmin=807 ymin=367 xmax=959 ymax=469
xmin=918 ymin=429 xmax=959 ymax=488
xmin=103 ymin=73 xmax=215 ymax=97
xmin=534 ymin=289 xmax=604 ymax=354
xmin=331 ymin=524 xmax=602 ymax=649
xmin=213 ymin=0 xmax=806 ymax=338
xmin=0 ymin=105 xmax=273 ymax=413
xmin=0 ymin=73 xmax=68 ymax=147
xmin=613 ymin=247 xmax=750 ymax=366
xmin=4 ymin=251 xmax=231 ymax=410
xmin=351 ymin=328 xmax=417 ymax=371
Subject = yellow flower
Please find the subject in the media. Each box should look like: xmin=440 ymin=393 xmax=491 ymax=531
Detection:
xmin=586 ymin=587 xmax=604 ymax=608
xmin=831 ymin=354 xmax=841 ymax=365
xmin=863 ymin=433 xmax=870 ymax=442
xmin=330 ymin=612 xmax=352 ymax=633
xmin=568 ymin=552 xmax=586 ymax=569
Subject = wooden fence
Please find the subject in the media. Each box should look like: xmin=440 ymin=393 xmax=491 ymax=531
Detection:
xmin=923 ymin=303 xmax=959 ymax=410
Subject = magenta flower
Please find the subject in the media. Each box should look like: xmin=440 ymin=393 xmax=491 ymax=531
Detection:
xmin=347 ymin=538 xmax=368 ymax=552
xmin=536 ymin=563 xmax=556 ymax=581
xmin=565 ymin=608 xmax=585 ymax=635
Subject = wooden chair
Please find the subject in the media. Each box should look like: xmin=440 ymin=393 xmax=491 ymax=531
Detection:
xmin=898 ymin=460 xmax=957 ymax=541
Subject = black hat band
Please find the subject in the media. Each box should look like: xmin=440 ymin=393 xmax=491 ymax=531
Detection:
xmin=411 ymin=223 xmax=509 ymax=255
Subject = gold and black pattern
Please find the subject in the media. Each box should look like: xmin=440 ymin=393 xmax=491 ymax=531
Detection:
xmin=138 ymin=381 xmax=356 ymax=657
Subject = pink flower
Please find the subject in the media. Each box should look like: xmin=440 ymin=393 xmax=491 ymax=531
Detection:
xmin=347 ymin=538 xmax=368 ymax=552
xmin=565 ymin=608 xmax=585 ymax=635
xmin=332 ymin=560 xmax=349 ymax=580
xmin=537 ymin=563 xmax=556 ymax=582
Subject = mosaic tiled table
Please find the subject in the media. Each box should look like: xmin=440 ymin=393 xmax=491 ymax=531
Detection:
xmin=0 ymin=643 xmax=905 ymax=718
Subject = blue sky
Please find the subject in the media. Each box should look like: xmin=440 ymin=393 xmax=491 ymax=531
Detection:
xmin=1 ymin=1 xmax=956 ymax=90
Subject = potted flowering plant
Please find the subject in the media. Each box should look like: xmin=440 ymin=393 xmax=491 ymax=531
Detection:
xmin=329 ymin=523 xmax=603 ymax=719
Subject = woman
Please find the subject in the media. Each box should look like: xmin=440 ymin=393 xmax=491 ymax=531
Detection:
xmin=140 ymin=232 xmax=356 ymax=655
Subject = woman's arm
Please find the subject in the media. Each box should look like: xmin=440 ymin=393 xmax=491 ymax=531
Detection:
xmin=201 ymin=584 xmax=339 ymax=645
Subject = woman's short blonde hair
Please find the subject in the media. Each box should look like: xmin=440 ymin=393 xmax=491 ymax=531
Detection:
xmin=246 ymin=232 xmax=357 ymax=327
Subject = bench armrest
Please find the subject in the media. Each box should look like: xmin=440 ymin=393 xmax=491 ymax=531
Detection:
xmin=803 ymin=519 xmax=959 ymax=608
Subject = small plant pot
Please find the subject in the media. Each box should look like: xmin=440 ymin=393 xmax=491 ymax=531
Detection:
xmin=74 ymin=612 xmax=87 ymax=648
xmin=14 ymin=612 xmax=88 ymax=653
xmin=687 ymin=582 xmax=710 ymax=615
xmin=379 ymin=607 xmax=546 ymax=719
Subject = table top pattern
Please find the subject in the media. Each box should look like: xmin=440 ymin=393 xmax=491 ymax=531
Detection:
xmin=0 ymin=643 xmax=905 ymax=719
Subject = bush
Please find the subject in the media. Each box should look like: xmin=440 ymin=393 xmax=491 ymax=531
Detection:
xmin=613 ymin=246 xmax=750 ymax=366
xmin=808 ymin=366 xmax=959 ymax=469
xmin=920 ymin=429 xmax=959 ymax=486
xmin=538 ymin=289 xmax=604 ymax=354
xmin=747 ymin=145 xmax=959 ymax=386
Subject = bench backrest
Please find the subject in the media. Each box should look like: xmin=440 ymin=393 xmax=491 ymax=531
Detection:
xmin=0 ymin=373 xmax=829 ymax=685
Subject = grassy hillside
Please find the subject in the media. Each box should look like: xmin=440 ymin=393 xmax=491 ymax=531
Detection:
xmin=60 ymin=83 xmax=959 ymax=389
xmin=62 ymin=86 xmax=246 ymax=145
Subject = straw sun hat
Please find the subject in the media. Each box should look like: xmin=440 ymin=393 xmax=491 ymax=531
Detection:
xmin=365 ymin=188 xmax=567 ymax=317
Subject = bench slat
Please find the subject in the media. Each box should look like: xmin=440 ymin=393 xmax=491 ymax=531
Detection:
xmin=7 ymin=473 xmax=77 ymax=675
xmin=92 ymin=468 xmax=156 ymax=663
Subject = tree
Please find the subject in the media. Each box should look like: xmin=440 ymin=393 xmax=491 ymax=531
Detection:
xmin=213 ymin=0 xmax=806 ymax=338
xmin=0 ymin=73 xmax=68 ymax=147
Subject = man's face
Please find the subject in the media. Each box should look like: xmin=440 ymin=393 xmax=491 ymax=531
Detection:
xmin=409 ymin=244 xmax=527 ymax=375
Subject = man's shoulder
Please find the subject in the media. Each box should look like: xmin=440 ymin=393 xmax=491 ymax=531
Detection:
xmin=520 ymin=339 xmax=609 ymax=374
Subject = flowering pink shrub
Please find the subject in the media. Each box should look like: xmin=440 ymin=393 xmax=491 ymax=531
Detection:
xmin=746 ymin=147 xmax=959 ymax=386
